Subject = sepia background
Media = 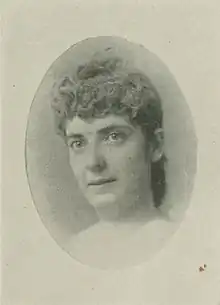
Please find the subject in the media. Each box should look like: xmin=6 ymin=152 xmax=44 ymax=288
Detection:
xmin=2 ymin=0 xmax=220 ymax=304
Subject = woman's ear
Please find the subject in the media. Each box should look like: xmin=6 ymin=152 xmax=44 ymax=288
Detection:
xmin=151 ymin=128 xmax=164 ymax=163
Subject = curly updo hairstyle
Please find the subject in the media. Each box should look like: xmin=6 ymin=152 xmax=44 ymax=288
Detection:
xmin=51 ymin=57 xmax=167 ymax=208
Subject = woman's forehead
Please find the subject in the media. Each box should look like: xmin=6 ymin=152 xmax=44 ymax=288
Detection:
xmin=65 ymin=114 xmax=136 ymax=137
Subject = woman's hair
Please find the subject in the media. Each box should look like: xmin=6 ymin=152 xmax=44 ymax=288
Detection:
xmin=51 ymin=57 xmax=167 ymax=207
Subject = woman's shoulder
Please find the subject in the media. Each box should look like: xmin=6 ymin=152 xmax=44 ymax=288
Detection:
xmin=63 ymin=216 xmax=177 ymax=269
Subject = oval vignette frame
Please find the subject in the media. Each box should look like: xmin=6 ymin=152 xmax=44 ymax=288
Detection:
xmin=25 ymin=36 xmax=197 ymax=269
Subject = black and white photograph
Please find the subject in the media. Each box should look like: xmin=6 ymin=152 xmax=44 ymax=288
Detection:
xmin=26 ymin=36 xmax=197 ymax=268
xmin=2 ymin=1 xmax=220 ymax=304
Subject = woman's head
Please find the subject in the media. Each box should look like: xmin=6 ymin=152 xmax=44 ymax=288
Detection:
xmin=51 ymin=56 xmax=167 ymax=214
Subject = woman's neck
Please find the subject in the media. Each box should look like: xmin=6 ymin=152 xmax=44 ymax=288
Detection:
xmin=95 ymin=189 xmax=157 ymax=224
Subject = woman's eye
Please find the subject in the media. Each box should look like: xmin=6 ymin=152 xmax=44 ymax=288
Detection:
xmin=105 ymin=132 xmax=125 ymax=143
xmin=69 ymin=140 xmax=85 ymax=150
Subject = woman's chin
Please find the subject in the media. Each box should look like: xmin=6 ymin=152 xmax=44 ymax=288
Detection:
xmin=86 ymin=193 xmax=118 ymax=209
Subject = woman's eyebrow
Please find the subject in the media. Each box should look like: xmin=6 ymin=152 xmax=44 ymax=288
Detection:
xmin=97 ymin=124 xmax=134 ymax=135
xmin=65 ymin=133 xmax=84 ymax=139
xmin=65 ymin=124 xmax=134 ymax=139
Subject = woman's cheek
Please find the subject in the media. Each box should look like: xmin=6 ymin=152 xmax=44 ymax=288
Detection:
xmin=69 ymin=154 xmax=83 ymax=179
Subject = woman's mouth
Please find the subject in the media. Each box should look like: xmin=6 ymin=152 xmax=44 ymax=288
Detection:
xmin=88 ymin=178 xmax=117 ymax=186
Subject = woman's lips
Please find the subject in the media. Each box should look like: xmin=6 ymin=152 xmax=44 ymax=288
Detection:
xmin=88 ymin=178 xmax=117 ymax=186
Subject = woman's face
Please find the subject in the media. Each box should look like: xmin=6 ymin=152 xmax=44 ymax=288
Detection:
xmin=65 ymin=114 xmax=151 ymax=211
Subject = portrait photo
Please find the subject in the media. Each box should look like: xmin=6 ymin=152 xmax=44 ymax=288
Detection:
xmin=3 ymin=1 xmax=220 ymax=304
xmin=25 ymin=35 xmax=197 ymax=269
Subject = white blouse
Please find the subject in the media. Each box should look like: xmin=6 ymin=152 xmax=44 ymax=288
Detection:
xmin=64 ymin=213 xmax=177 ymax=269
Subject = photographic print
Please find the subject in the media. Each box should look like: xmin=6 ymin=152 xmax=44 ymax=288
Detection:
xmin=3 ymin=1 xmax=220 ymax=304
xmin=25 ymin=36 xmax=197 ymax=269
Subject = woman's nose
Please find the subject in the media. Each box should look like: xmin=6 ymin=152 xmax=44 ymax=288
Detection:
xmin=85 ymin=144 xmax=107 ymax=173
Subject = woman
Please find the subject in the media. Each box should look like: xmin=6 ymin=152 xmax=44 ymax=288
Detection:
xmin=50 ymin=55 xmax=171 ymax=268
